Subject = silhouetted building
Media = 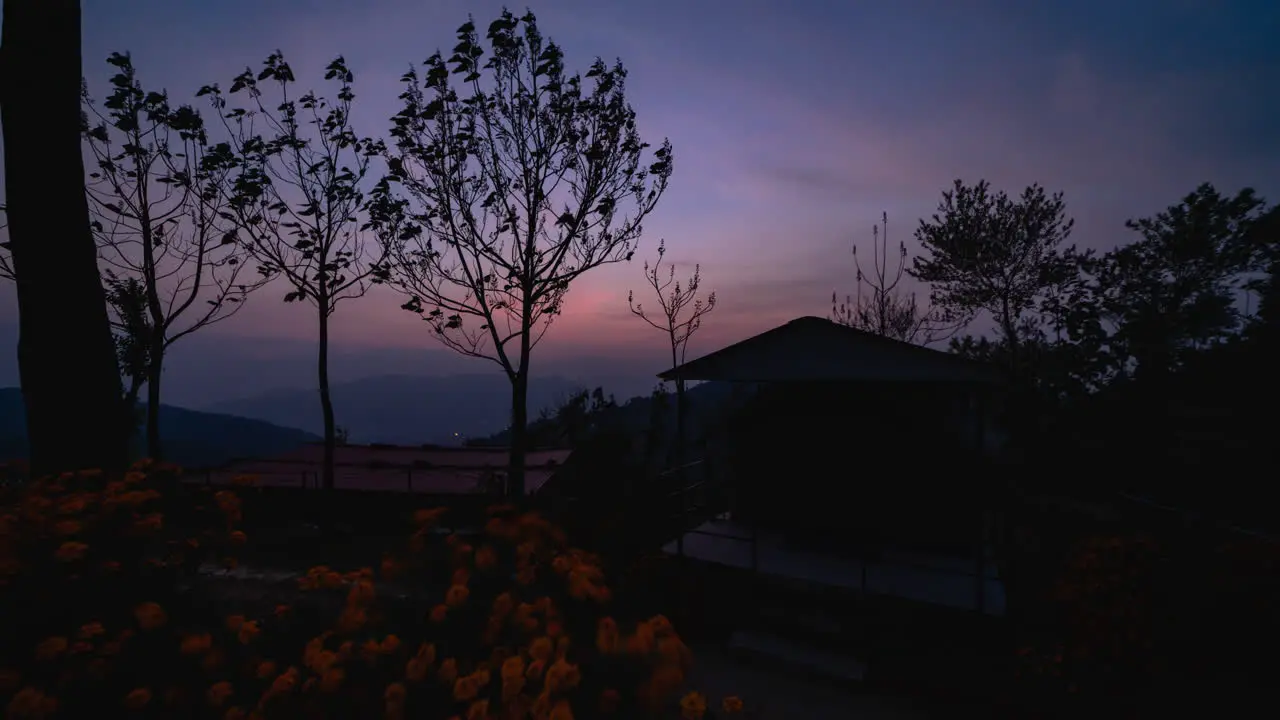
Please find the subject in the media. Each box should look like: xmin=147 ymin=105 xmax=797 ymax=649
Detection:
xmin=660 ymin=317 xmax=1008 ymax=607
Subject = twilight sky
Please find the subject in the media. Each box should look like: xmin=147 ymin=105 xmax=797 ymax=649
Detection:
xmin=2 ymin=0 xmax=1279 ymax=405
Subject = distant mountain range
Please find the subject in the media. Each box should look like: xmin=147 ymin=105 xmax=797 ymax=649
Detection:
xmin=201 ymin=373 xmax=647 ymax=446
xmin=0 ymin=388 xmax=319 ymax=469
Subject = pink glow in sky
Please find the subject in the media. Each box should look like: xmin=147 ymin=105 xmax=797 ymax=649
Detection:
xmin=1 ymin=0 xmax=1278 ymax=394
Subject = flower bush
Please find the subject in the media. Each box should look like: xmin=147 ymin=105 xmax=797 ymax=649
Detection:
xmin=0 ymin=462 xmax=754 ymax=719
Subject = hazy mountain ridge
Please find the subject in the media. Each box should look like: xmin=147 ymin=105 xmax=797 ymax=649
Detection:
xmin=0 ymin=388 xmax=319 ymax=469
xmin=202 ymin=373 xmax=661 ymax=446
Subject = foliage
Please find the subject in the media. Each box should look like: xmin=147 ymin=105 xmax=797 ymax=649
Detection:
xmin=1091 ymin=184 xmax=1270 ymax=380
xmin=100 ymin=273 xmax=151 ymax=427
xmin=0 ymin=463 xmax=753 ymax=719
xmin=366 ymin=9 xmax=673 ymax=495
xmin=831 ymin=212 xmax=958 ymax=345
xmin=1013 ymin=529 xmax=1280 ymax=709
xmin=198 ymin=53 xmax=388 ymax=491
xmin=912 ymin=180 xmax=1084 ymax=360
xmin=79 ymin=52 xmax=264 ymax=459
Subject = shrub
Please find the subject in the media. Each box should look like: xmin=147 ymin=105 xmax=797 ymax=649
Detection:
xmin=0 ymin=462 xmax=753 ymax=719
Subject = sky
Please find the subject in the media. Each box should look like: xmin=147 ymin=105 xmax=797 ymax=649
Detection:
xmin=2 ymin=0 xmax=1279 ymax=406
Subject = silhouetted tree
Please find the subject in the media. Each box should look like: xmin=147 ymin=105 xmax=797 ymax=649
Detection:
xmin=368 ymin=10 xmax=673 ymax=497
xmin=1093 ymin=184 xmax=1270 ymax=381
xmin=102 ymin=273 xmax=151 ymax=419
xmin=82 ymin=53 xmax=263 ymax=460
xmin=199 ymin=54 xmax=388 ymax=492
xmin=831 ymin=211 xmax=959 ymax=345
xmin=628 ymin=238 xmax=714 ymax=469
xmin=0 ymin=0 xmax=129 ymax=474
xmin=912 ymin=180 xmax=1083 ymax=374
xmin=536 ymin=386 xmax=617 ymax=446
xmin=1250 ymin=207 xmax=1280 ymax=341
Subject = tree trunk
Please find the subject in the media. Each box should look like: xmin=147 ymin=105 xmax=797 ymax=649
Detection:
xmin=508 ymin=367 xmax=529 ymax=499
xmin=0 ymin=0 xmax=128 ymax=475
xmin=507 ymin=324 xmax=533 ymax=500
xmin=145 ymin=339 xmax=164 ymax=460
xmin=671 ymin=340 xmax=686 ymax=469
xmin=318 ymin=307 xmax=336 ymax=492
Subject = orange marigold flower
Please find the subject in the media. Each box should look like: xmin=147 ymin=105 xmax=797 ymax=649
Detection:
xmin=679 ymin=692 xmax=707 ymax=720
xmin=319 ymin=668 xmax=345 ymax=693
xmin=347 ymin=579 xmax=376 ymax=607
xmin=445 ymin=584 xmax=470 ymax=608
xmin=53 ymin=519 xmax=82 ymax=536
xmin=437 ymin=658 xmax=458 ymax=685
xmin=237 ymin=621 xmax=260 ymax=645
xmin=6 ymin=687 xmax=58 ymax=719
xmin=599 ymin=688 xmax=621 ymax=714
xmin=475 ymin=546 xmax=498 ymax=571
xmin=453 ymin=675 xmax=480 ymax=702
xmin=207 ymin=681 xmax=234 ymax=708
xmin=406 ymin=657 xmax=430 ymax=683
xmin=429 ymin=604 xmax=448 ymax=623
xmin=385 ymin=682 xmax=407 ymax=705
xmin=124 ymin=688 xmax=152 ymax=710
xmin=381 ymin=635 xmax=401 ymax=654
xmin=529 ymin=637 xmax=553 ymax=663
xmin=54 ymin=541 xmax=88 ymax=562
xmin=134 ymin=602 xmax=167 ymax=631
xmin=545 ymin=659 xmax=581 ymax=694
xmin=35 ymin=637 xmax=68 ymax=662
xmin=549 ymin=699 xmax=574 ymax=720
xmin=466 ymin=699 xmax=490 ymax=720
xmin=267 ymin=667 xmax=300 ymax=696
xmin=721 ymin=696 xmax=744 ymax=713
xmin=180 ymin=632 xmax=212 ymax=656
xmin=596 ymin=618 xmax=620 ymax=654
xmin=337 ymin=606 xmax=368 ymax=634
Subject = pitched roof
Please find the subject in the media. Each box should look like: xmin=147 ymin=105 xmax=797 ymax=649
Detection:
xmin=658 ymin=316 xmax=1003 ymax=385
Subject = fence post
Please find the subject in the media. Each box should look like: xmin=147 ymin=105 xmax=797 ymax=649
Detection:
xmin=975 ymin=507 xmax=988 ymax=615
xmin=750 ymin=522 xmax=759 ymax=573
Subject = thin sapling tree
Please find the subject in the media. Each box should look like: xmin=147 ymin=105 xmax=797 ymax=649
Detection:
xmin=628 ymin=239 xmax=715 ymax=468
xmin=199 ymin=53 xmax=388 ymax=492
xmin=84 ymin=52 xmax=263 ymax=459
xmin=368 ymin=10 xmax=673 ymax=496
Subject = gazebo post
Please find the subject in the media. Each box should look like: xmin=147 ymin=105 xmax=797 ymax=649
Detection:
xmin=974 ymin=387 xmax=987 ymax=615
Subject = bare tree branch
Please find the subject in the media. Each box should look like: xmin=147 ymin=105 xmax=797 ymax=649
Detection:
xmin=628 ymin=238 xmax=717 ymax=369
xmin=831 ymin=212 xmax=961 ymax=346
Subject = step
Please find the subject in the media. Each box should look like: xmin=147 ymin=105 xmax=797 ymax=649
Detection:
xmin=754 ymin=606 xmax=849 ymax=637
xmin=726 ymin=630 xmax=868 ymax=685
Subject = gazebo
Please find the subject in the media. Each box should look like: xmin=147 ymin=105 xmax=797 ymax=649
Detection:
xmin=658 ymin=316 xmax=1008 ymax=610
